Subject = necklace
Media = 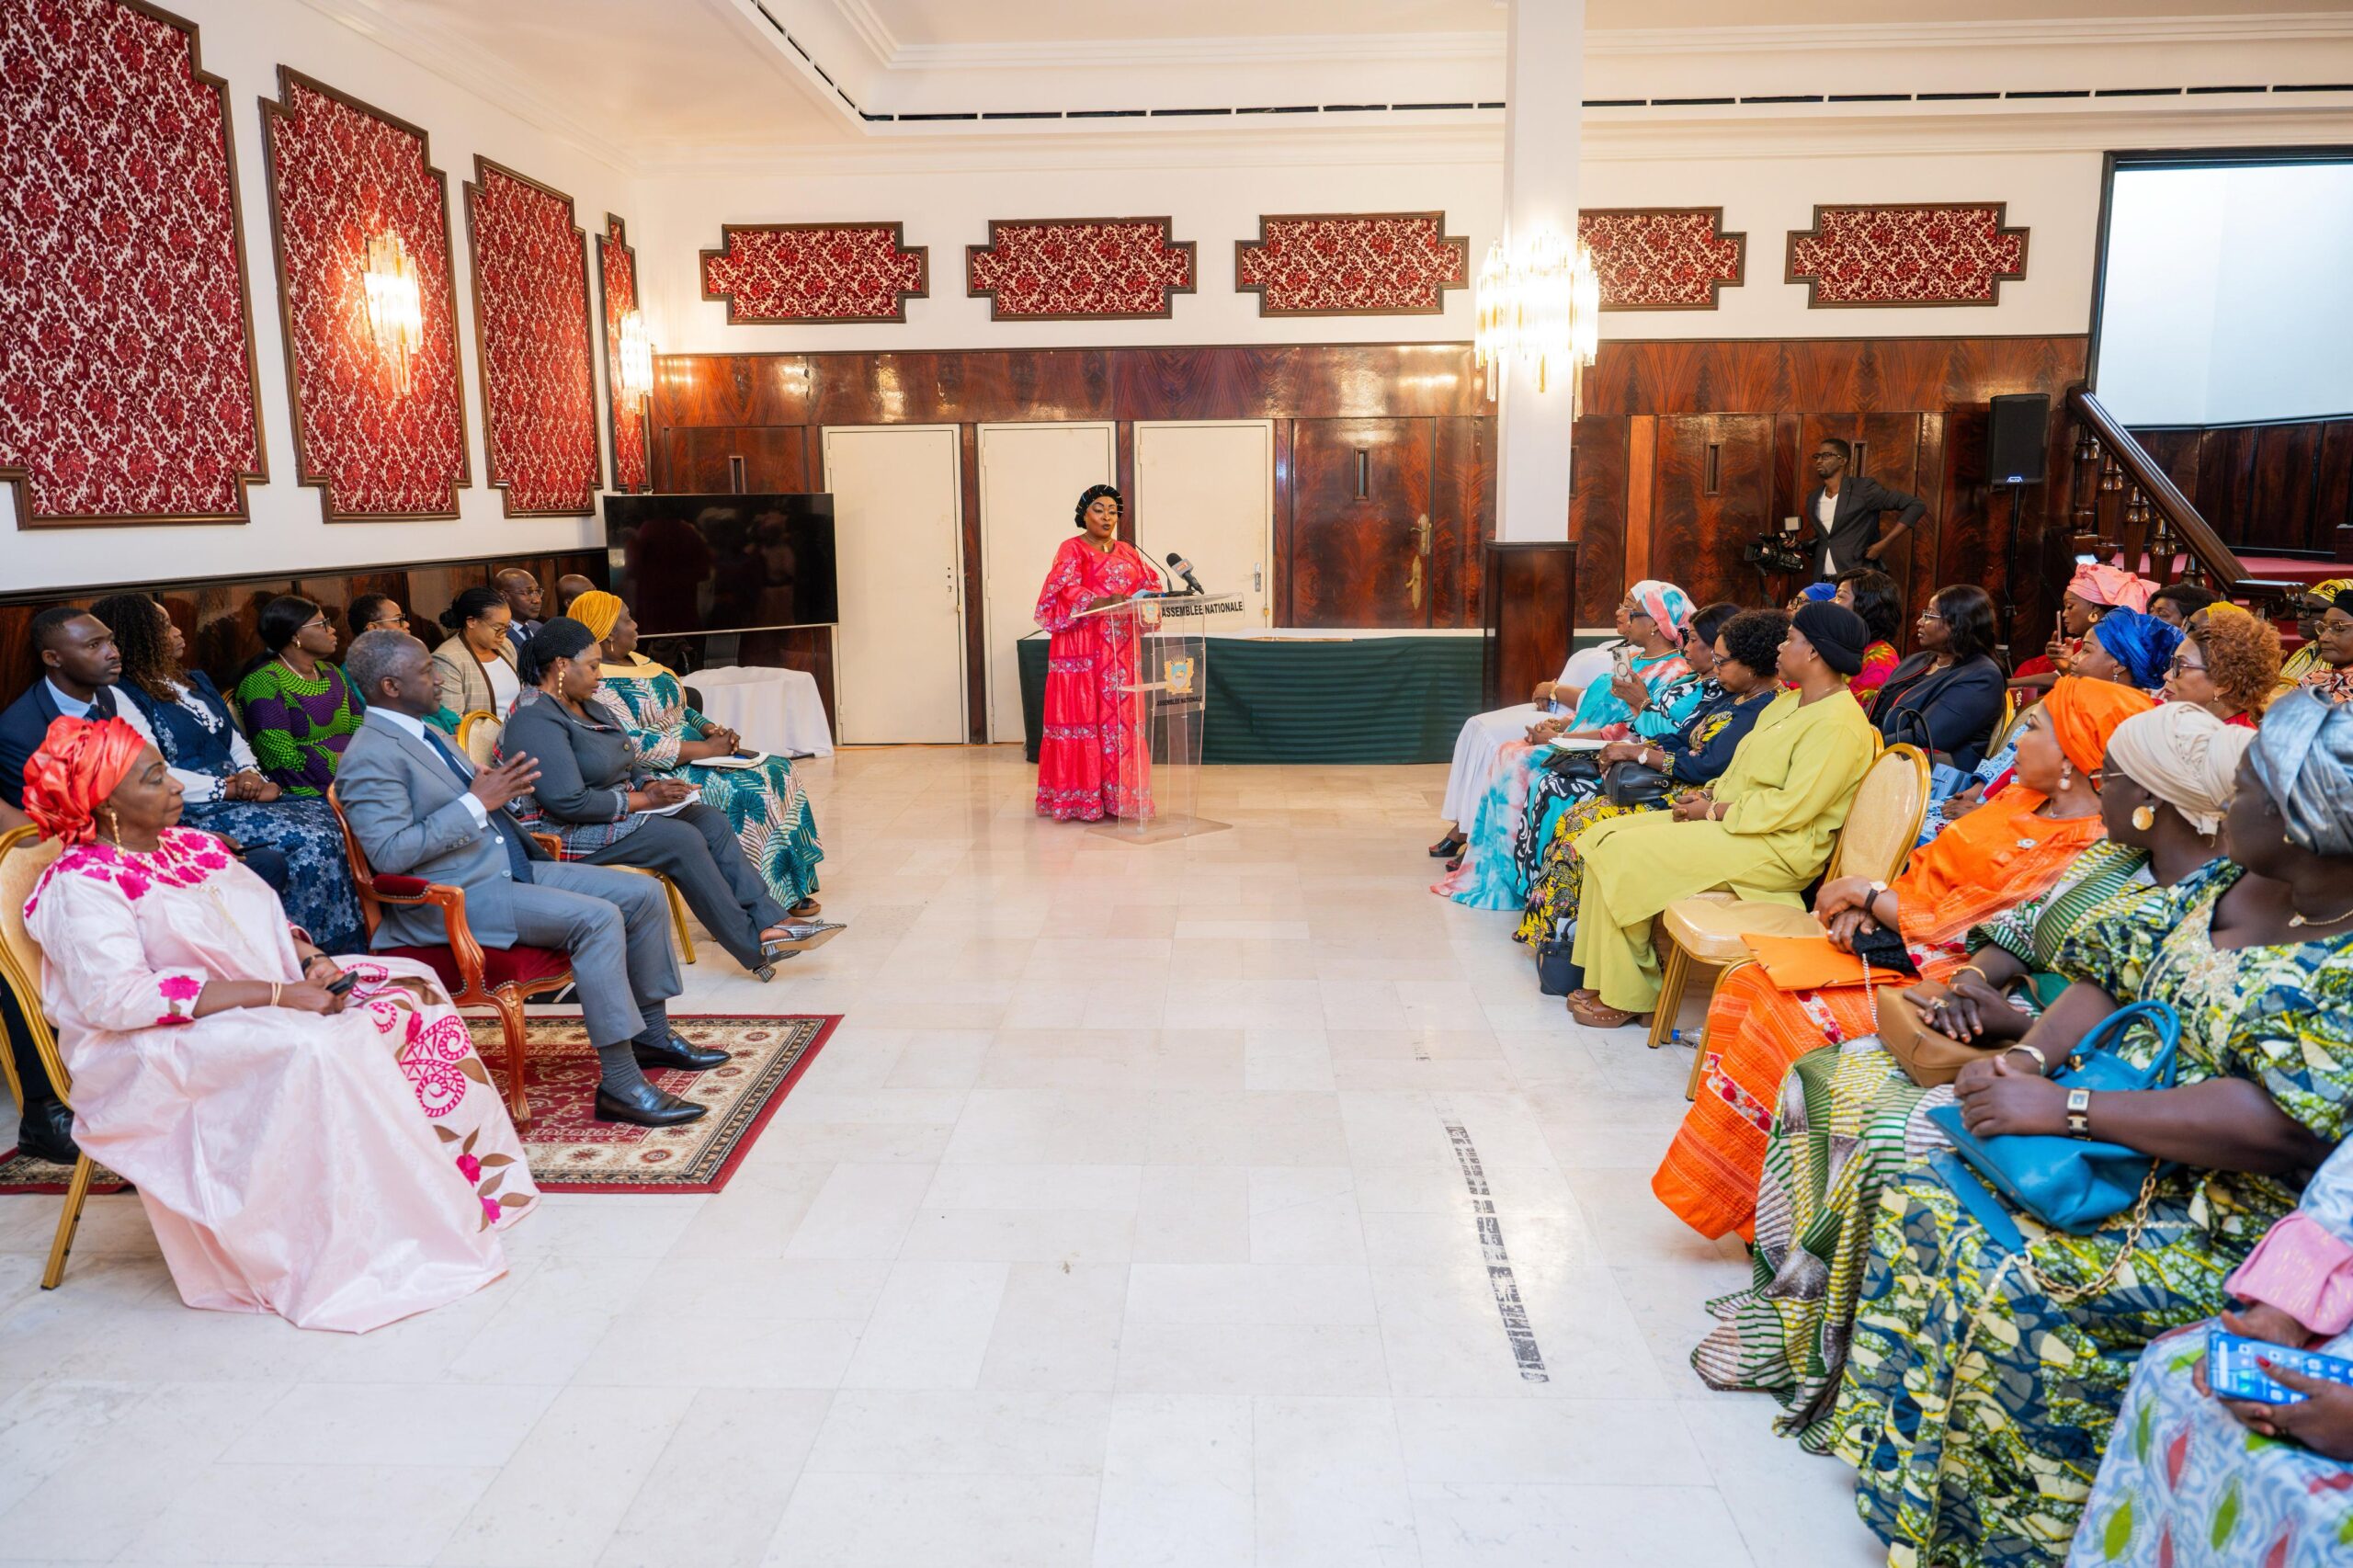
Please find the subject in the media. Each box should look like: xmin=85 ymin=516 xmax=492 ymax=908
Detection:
xmin=2288 ymin=898 xmax=2353 ymax=928
xmin=274 ymin=653 xmax=323 ymax=687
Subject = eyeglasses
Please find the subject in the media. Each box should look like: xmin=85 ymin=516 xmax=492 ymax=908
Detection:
xmin=2321 ymin=617 xmax=2353 ymax=635
xmin=2167 ymin=654 xmax=2207 ymax=676
xmin=367 ymin=614 xmax=410 ymax=630
xmin=1917 ymin=610 xmax=1947 ymax=622
xmin=300 ymin=616 xmax=330 ymax=632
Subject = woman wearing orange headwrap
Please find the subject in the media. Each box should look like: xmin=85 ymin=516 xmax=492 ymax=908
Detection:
xmin=18 ymin=716 xmax=536 ymax=1331
xmin=1650 ymin=676 xmax=2157 ymax=1242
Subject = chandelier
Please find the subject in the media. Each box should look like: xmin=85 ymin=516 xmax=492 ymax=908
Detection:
xmin=1473 ymin=225 xmax=1601 ymax=409
xmin=359 ymin=229 xmax=424 ymax=398
xmin=616 ymin=308 xmax=655 ymax=403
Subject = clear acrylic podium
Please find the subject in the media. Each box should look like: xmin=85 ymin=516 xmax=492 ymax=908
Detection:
xmin=1078 ymin=593 xmax=1239 ymax=844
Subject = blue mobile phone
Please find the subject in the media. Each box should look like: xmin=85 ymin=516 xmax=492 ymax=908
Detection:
xmin=2207 ymin=1325 xmax=2353 ymax=1404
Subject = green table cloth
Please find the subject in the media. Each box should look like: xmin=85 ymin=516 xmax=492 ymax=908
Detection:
xmin=1017 ymin=633 xmax=1483 ymax=765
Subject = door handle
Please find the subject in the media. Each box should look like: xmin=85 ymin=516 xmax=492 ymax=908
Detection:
xmin=1415 ymin=515 xmax=1433 ymax=556
xmin=1408 ymin=556 xmax=1425 ymax=611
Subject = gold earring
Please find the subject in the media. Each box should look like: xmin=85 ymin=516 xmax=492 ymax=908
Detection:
xmin=2058 ymin=762 xmax=2073 ymax=788
xmin=2131 ymin=805 xmax=2156 ymax=831
xmin=101 ymin=805 xmax=119 ymax=844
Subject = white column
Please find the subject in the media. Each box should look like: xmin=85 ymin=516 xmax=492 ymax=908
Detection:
xmin=1493 ymin=0 xmax=1584 ymax=543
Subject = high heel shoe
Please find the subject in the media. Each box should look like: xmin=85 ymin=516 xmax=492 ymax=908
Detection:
xmin=1427 ymin=834 xmax=1464 ymax=858
xmin=760 ymin=921 xmax=846 ymax=959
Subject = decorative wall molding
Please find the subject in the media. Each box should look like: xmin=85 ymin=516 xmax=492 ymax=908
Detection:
xmin=462 ymin=157 xmax=601 ymax=517
xmin=699 ymin=222 xmax=929 ymax=324
xmin=1786 ymin=202 xmax=2028 ymax=307
xmin=259 ymin=68 xmax=470 ymax=523
xmin=0 ymin=0 xmax=266 ymax=528
xmin=597 ymin=215 xmax=648 ymax=493
xmin=1233 ymin=214 xmax=1468 ymax=317
xmin=1578 ymin=209 xmax=1745 ymax=312
xmin=967 ymin=218 xmax=1196 ymax=321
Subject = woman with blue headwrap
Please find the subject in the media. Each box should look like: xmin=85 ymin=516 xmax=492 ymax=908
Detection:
xmin=1833 ymin=690 xmax=2353 ymax=1568
xmin=2071 ymin=606 xmax=2183 ymax=692
xmin=1432 ymin=580 xmax=1699 ymax=910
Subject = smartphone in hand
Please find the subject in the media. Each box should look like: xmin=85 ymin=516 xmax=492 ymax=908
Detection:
xmin=2208 ymin=1325 xmax=2353 ymax=1404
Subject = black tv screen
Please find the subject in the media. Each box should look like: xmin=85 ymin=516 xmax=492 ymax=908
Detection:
xmin=603 ymin=494 xmax=839 ymax=636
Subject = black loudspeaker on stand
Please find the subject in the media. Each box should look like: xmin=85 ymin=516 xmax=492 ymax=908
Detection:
xmin=1986 ymin=393 xmax=2050 ymax=485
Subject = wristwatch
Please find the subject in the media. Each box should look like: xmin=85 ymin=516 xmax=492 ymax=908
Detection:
xmin=2065 ymin=1088 xmax=2093 ymax=1139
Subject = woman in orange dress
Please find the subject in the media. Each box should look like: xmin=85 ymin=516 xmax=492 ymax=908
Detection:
xmin=1650 ymin=676 xmax=2155 ymax=1240
xmin=1033 ymin=484 xmax=1168 ymax=822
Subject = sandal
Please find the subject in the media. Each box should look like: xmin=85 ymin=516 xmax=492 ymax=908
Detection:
xmin=1427 ymin=834 xmax=1465 ymax=858
xmin=1443 ymin=855 xmax=1464 ymax=873
xmin=790 ymin=898 xmax=823 ymax=917
xmin=1566 ymin=994 xmax=1645 ymax=1029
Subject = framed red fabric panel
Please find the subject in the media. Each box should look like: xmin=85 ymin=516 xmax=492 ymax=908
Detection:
xmin=967 ymin=219 xmax=1195 ymax=322
xmin=0 ymin=0 xmax=266 ymax=527
xmin=1786 ymin=204 xmax=2029 ymax=308
xmin=699 ymin=222 xmax=928 ymax=325
xmin=597 ymin=214 xmax=647 ymax=493
xmin=260 ymin=69 xmax=470 ymax=521
xmin=1578 ymin=209 xmax=1746 ymax=312
xmin=1233 ymin=213 xmax=1469 ymax=317
xmin=462 ymin=158 xmax=600 ymax=517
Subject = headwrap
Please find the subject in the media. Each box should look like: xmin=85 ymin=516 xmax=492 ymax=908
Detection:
xmin=1798 ymin=582 xmax=1838 ymax=604
xmin=2067 ymin=562 xmax=2157 ymax=614
xmin=2249 ymin=689 xmax=2353 ymax=857
xmin=2306 ymin=577 xmax=2353 ymax=606
xmin=567 ymin=589 xmax=623 ymax=643
xmin=2042 ymin=675 xmax=2156 ymax=778
xmin=2105 ymin=702 xmax=2254 ymax=835
xmin=22 ymin=716 xmax=148 ymax=846
xmin=1630 ymin=579 xmax=1695 ymax=638
xmin=2086 ymin=608 xmax=2183 ymax=691
xmin=1791 ymin=602 xmax=1870 ymax=677
xmin=2202 ymin=601 xmax=2253 ymax=620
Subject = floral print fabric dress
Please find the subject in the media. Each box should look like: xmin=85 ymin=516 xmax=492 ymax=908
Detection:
xmin=24 ymin=829 xmax=536 ymax=1333
xmin=1033 ymin=535 xmax=1164 ymax=822
xmin=595 ymin=655 xmax=823 ymax=907
xmin=1831 ymin=866 xmax=2353 ymax=1568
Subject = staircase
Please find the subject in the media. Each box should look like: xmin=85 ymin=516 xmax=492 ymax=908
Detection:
xmin=2063 ymin=388 xmax=2317 ymax=613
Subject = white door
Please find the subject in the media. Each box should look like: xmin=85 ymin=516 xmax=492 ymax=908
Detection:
xmin=977 ymin=422 xmax=1117 ymax=743
xmin=1132 ymin=419 xmax=1274 ymax=627
xmin=820 ymin=425 xmax=966 ymax=744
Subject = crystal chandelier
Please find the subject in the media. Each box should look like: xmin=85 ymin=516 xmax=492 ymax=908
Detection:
xmin=359 ymin=229 xmax=424 ymax=398
xmin=1473 ymin=225 xmax=1601 ymax=409
xmin=616 ymin=308 xmax=655 ymax=402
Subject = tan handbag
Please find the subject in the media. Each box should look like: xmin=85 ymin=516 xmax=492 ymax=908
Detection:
xmin=1872 ymin=980 xmax=2007 ymax=1087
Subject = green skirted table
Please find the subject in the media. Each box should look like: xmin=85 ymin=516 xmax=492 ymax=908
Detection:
xmin=1017 ymin=631 xmax=1484 ymax=765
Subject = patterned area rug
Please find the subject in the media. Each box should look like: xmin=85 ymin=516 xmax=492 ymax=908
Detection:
xmin=0 ymin=1013 xmax=834 ymax=1197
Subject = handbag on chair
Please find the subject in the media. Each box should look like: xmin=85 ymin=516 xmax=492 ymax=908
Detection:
xmin=1600 ymin=759 xmax=1673 ymax=807
xmin=1923 ymin=999 xmax=2182 ymax=1247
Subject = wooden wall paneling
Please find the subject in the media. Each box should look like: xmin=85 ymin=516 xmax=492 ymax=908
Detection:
xmin=2320 ymin=421 xmax=2353 ymax=559
xmin=958 ymin=423 xmax=987 ymax=742
xmin=1623 ymin=416 xmax=1657 ymax=591
xmin=1581 ymin=336 xmax=2086 ymax=419
xmin=1650 ymin=415 xmax=1775 ymax=608
xmin=2191 ymin=426 xmax=2257 ymax=550
xmin=1290 ymin=418 xmax=1436 ymax=628
xmin=1566 ymin=416 xmax=1631 ymax=627
xmin=1116 ymin=421 xmax=1137 ymax=543
xmin=2125 ymin=428 xmax=2205 ymax=506
xmin=1800 ymin=412 xmax=1925 ymax=593
xmin=1482 ymin=542 xmax=1578 ymax=710
xmin=1908 ymin=414 xmax=1949 ymax=645
xmin=1272 ymin=419 xmax=1296 ymax=625
xmin=2250 ymin=422 xmax=2322 ymax=554
xmin=1428 ymin=416 xmax=1494 ymax=627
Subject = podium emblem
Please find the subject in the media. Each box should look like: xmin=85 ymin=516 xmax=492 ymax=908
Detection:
xmin=1165 ymin=656 xmax=1195 ymax=697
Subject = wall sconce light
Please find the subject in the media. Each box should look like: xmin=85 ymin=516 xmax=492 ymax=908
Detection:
xmin=617 ymin=308 xmax=654 ymax=403
xmin=1473 ymin=225 xmax=1601 ymax=410
xmin=360 ymin=229 xmax=424 ymax=398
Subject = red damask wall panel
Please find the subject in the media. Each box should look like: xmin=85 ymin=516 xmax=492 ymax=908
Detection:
xmin=1578 ymin=209 xmax=1745 ymax=311
xmin=1233 ymin=213 xmax=1468 ymax=316
xmin=1786 ymin=203 xmax=2029 ymax=307
xmin=0 ymin=0 xmax=266 ymax=527
xmin=967 ymin=218 xmax=1195 ymax=322
xmin=259 ymin=69 xmax=469 ymax=522
xmin=597 ymin=213 xmax=647 ymax=492
xmin=699 ymin=222 xmax=928 ymax=325
xmin=462 ymin=158 xmax=601 ymax=517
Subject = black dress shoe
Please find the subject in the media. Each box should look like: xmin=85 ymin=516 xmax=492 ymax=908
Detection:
xmin=594 ymin=1080 xmax=709 ymax=1127
xmin=13 ymin=1101 xmax=78 ymax=1166
xmin=632 ymin=1032 xmax=730 ymax=1072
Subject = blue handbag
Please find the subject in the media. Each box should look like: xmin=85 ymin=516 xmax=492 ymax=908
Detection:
xmin=1924 ymin=999 xmax=2182 ymax=1250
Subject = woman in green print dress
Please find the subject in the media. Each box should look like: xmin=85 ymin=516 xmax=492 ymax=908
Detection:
xmin=568 ymin=590 xmax=824 ymax=916
xmin=1831 ymin=691 xmax=2353 ymax=1568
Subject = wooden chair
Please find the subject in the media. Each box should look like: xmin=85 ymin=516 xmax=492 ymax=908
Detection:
xmin=456 ymin=710 xmax=502 ymax=769
xmin=0 ymin=824 xmax=104 ymax=1290
xmin=324 ymin=788 xmax=573 ymax=1127
xmin=1644 ymin=745 xmax=1933 ymax=1095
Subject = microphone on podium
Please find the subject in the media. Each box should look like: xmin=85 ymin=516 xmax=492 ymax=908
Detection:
xmin=1165 ymin=552 xmax=1205 ymax=596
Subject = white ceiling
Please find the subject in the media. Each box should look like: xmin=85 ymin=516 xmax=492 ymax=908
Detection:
xmin=301 ymin=0 xmax=2353 ymax=169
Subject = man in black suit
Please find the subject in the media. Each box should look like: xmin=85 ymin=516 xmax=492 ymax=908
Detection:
xmin=0 ymin=608 xmax=131 ymax=812
xmin=495 ymin=567 xmax=545 ymax=659
xmin=1802 ymin=437 xmax=1927 ymax=582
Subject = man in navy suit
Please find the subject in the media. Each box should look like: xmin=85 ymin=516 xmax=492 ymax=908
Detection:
xmin=495 ymin=567 xmax=545 ymax=659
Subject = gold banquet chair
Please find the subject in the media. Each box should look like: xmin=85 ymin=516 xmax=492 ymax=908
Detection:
xmin=1646 ymin=744 xmax=1932 ymax=1093
xmin=456 ymin=710 xmax=502 ymax=769
xmin=0 ymin=823 xmax=114 ymax=1290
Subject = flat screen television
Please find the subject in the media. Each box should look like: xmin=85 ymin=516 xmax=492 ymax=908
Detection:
xmin=603 ymin=493 xmax=838 ymax=636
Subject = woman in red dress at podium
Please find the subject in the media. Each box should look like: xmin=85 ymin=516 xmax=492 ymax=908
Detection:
xmin=1034 ymin=484 xmax=1166 ymax=821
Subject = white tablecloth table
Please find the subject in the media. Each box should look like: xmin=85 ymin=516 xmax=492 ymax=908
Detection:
xmin=684 ymin=665 xmax=835 ymax=758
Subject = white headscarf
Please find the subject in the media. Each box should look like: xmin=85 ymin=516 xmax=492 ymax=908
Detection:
xmin=2106 ymin=702 xmax=2254 ymax=835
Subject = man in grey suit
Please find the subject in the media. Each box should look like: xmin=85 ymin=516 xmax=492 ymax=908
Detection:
xmin=1802 ymin=437 xmax=1928 ymax=582
xmin=335 ymin=631 xmax=724 ymax=1127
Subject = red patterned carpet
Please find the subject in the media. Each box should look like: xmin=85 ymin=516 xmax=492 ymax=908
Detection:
xmin=0 ymin=1013 xmax=835 ymax=1198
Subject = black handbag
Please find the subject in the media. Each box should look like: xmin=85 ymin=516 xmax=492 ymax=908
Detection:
xmin=1541 ymin=748 xmax=1603 ymax=783
xmin=1600 ymin=759 xmax=1672 ymax=807
xmin=1848 ymin=921 xmax=1921 ymax=979
xmin=1536 ymin=935 xmax=1582 ymax=995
